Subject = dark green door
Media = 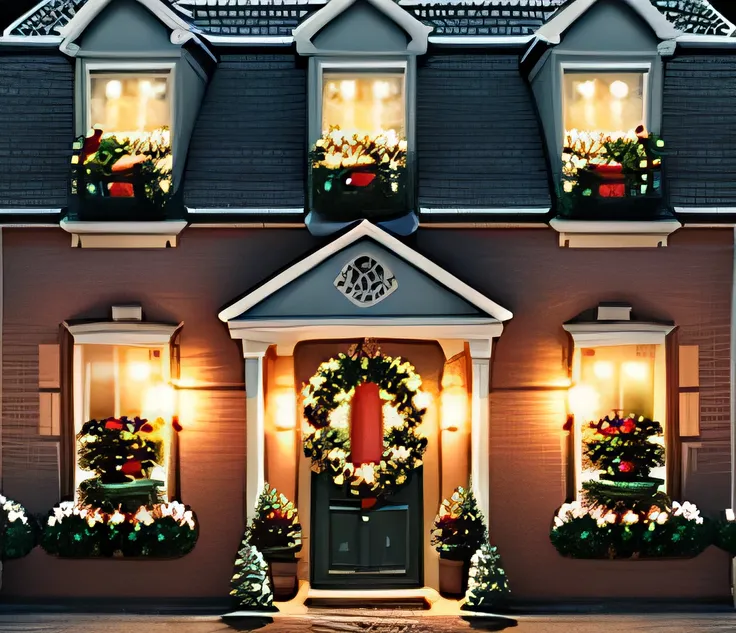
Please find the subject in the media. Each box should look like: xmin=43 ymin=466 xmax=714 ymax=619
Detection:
xmin=310 ymin=468 xmax=423 ymax=589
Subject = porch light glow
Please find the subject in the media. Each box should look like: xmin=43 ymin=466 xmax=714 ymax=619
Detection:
xmin=274 ymin=387 xmax=297 ymax=431
xmin=568 ymin=384 xmax=599 ymax=422
xmin=441 ymin=385 xmax=466 ymax=432
xmin=623 ymin=361 xmax=648 ymax=381
xmin=576 ymin=80 xmax=595 ymax=100
xmin=610 ymin=80 xmax=629 ymax=100
xmin=128 ymin=361 xmax=151 ymax=382
xmin=143 ymin=383 xmax=176 ymax=421
xmin=105 ymin=80 xmax=122 ymax=100
xmin=340 ymin=80 xmax=356 ymax=101
xmin=593 ymin=361 xmax=613 ymax=380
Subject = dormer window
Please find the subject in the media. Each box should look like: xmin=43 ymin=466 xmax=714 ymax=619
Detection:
xmin=70 ymin=65 xmax=175 ymax=221
xmin=559 ymin=65 xmax=664 ymax=220
xmin=309 ymin=62 xmax=411 ymax=226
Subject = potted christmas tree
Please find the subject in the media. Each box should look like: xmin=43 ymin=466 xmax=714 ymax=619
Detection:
xmin=463 ymin=543 xmax=511 ymax=613
xmin=431 ymin=484 xmax=487 ymax=596
xmin=230 ymin=535 xmax=275 ymax=611
xmin=247 ymin=484 xmax=302 ymax=600
xmin=77 ymin=416 xmax=176 ymax=512
xmin=582 ymin=413 xmax=665 ymax=507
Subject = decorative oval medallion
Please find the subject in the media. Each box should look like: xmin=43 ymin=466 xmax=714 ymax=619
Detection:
xmin=334 ymin=255 xmax=398 ymax=307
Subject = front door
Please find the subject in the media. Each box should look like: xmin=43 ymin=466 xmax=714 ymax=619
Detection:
xmin=310 ymin=468 xmax=423 ymax=589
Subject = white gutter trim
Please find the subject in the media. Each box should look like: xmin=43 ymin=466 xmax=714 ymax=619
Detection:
xmin=420 ymin=207 xmax=550 ymax=215
xmin=0 ymin=35 xmax=61 ymax=45
xmin=0 ymin=208 xmax=61 ymax=214
xmin=675 ymin=207 xmax=736 ymax=214
xmin=550 ymin=218 xmax=682 ymax=233
xmin=202 ymin=35 xmax=295 ymax=46
xmin=428 ymin=35 xmax=535 ymax=45
xmin=186 ymin=207 xmax=303 ymax=215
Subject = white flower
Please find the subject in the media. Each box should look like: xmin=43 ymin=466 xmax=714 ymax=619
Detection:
xmin=657 ymin=512 xmax=668 ymax=525
xmin=672 ymin=501 xmax=703 ymax=524
xmin=47 ymin=516 xmax=57 ymax=527
xmin=727 ymin=509 xmax=735 ymax=522
xmin=622 ymin=511 xmax=639 ymax=525
xmin=109 ymin=509 xmax=126 ymax=525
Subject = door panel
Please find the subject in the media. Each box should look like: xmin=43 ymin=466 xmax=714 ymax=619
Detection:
xmin=311 ymin=468 xmax=423 ymax=589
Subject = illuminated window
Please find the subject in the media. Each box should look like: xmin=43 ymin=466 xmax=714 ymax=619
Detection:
xmin=563 ymin=71 xmax=647 ymax=138
xmin=322 ymin=71 xmax=405 ymax=137
xmin=75 ymin=344 xmax=176 ymax=501
xmin=89 ymin=72 xmax=171 ymax=136
xmin=572 ymin=344 xmax=666 ymax=491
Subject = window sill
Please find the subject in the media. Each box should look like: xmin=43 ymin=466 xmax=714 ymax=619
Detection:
xmin=549 ymin=218 xmax=682 ymax=249
xmin=60 ymin=220 xmax=188 ymax=249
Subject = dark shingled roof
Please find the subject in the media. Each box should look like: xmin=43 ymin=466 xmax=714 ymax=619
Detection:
xmin=5 ymin=0 xmax=735 ymax=39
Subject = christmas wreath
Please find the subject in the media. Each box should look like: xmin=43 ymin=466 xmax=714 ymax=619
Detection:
xmin=302 ymin=341 xmax=427 ymax=498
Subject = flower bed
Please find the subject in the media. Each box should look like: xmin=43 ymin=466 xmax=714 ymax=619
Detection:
xmin=558 ymin=127 xmax=664 ymax=219
xmin=0 ymin=495 xmax=36 ymax=560
xmin=309 ymin=127 xmax=409 ymax=222
xmin=41 ymin=501 xmax=198 ymax=559
xmin=551 ymin=500 xmax=712 ymax=560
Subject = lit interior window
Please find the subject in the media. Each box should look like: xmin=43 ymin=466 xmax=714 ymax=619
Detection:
xmin=322 ymin=72 xmax=405 ymax=137
xmin=89 ymin=72 xmax=170 ymax=136
xmin=76 ymin=344 xmax=174 ymax=499
xmin=563 ymin=71 xmax=646 ymax=139
xmin=575 ymin=344 xmax=665 ymax=488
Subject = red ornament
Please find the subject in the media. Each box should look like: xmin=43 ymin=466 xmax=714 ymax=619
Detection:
xmin=346 ymin=171 xmax=377 ymax=188
xmin=172 ymin=417 xmax=183 ymax=433
xmin=620 ymin=419 xmax=636 ymax=434
xmin=618 ymin=461 xmax=635 ymax=473
xmin=350 ymin=382 xmax=383 ymax=466
xmin=139 ymin=423 xmax=154 ymax=433
xmin=105 ymin=419 xmax=123 ymax=431
xmin=121 ymin=460 xmax=142 ymax=477
xmin=361 ymin=498 xmax=378 ymax=510
xmin=108 ymin=182 xmax=135 ymax=197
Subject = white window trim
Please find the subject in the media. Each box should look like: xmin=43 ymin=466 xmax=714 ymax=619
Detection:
xmin=314 ymin=59 xmax=409 ymax=144
xmin=564 ymin=321 xmax=674 ymax=495
xmin=66 ymin=319 xmax=182 ymax=502
xmin=82 ymin=61 xmax=177 ymax=146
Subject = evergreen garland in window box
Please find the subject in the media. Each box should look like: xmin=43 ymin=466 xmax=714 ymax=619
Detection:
xmin=0 ymin=495 xmax=37 ymax=560
xmin=309 ymin=126 xmax=409 ymax=222
xmin=550 ymin=413 xmax=712 ymax=559
xmin=40 ymin=501 xmax=198 ymax=559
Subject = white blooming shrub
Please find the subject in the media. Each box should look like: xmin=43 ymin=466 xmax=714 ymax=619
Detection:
xmin=0 ymin=494 xmax=36 ymax=560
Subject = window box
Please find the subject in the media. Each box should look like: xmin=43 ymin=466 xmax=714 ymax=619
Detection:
xmin=559 ymin=128 xmax=666 ymax=221
xmin=309 ymin=130 xmax=410 ymax=222
xmin=69 ymin=128 xmax=173 ymax=222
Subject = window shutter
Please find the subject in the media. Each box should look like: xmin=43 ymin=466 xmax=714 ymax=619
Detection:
xmin=678 ymin=345 xmax=700 ymax=438
xmin=38 ymin=344 xmax=61 ymax=436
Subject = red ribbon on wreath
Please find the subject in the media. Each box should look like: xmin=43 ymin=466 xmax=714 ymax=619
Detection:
xmin=350 ymin=382 xmax=383 ymax=510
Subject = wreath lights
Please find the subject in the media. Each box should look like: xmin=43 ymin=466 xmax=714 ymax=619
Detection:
xmin=302 ymin=341 xmax=427 ymax=498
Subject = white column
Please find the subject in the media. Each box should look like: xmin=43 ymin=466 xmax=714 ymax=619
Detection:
xmin=243 ymin=341 xmax=270 ymax=523
xmin=730 ymin=227 xmax=736 ymax=607
xmin=469 ymin=338 xmax=492 ymax=524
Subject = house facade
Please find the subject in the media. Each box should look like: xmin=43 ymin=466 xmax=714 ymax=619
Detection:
xmin=0 ymin=0 xmax=735 ymax=606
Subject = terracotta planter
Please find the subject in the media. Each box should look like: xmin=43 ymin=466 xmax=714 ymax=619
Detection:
xmin=439 ymin=557 xmax=466 ymax=597
xmin=269 ymin=560 xmax=298 ymax=600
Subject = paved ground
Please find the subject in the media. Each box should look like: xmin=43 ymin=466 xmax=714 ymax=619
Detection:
xmin=2 ymin=614 xmax=736 ymax=633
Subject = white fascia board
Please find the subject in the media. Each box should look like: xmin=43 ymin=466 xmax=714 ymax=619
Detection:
xmin=0 ymin=35 xmax=62 ymax=46
xmin=60 ymin=219 xmax=188 ymax=235
xmin=202 ymin=35 xmax=294 ymax=46
xmin=59 ymin=0 xmax=194 ymax=55
xmin=563 ymin=321 xmax=675 ymax=347
xmin=420 ymin=207 xmax=550 ymax=215
xmin=293 ymin=0 xmax=432 ymax=55
xmin=428 ymin=35 xmax=535 ymax=46
xmin=536 ymin=0 xmax=680 ymax=45
xmin=218 ymin=219 xmax=513 ymax=323
xmin=675 ymin=207 xmax=736 ymax=214
xmin=549 ymin=219 xmax=682 ymax=234
xmin=186 ymin=207 xmax=303 ymax=215
xmin=0 ymin=208 xmax=61 ymax=214
xmin=64 ymin=321 xmax=183 ymax=346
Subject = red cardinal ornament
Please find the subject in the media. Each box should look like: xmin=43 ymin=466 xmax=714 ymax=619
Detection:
xmin=121 ymin=460 xmax=143 ymax=477
xmin=79 ymin=128 xmax=103 ymax=163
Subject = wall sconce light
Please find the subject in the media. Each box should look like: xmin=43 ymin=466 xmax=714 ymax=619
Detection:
xmin=143 ymin=383 xmax=177 ymax=421
xmin=440 ymin=384 xmax=467 ymax=432
xmin=274 ymin=388 xmax=297 ymax=431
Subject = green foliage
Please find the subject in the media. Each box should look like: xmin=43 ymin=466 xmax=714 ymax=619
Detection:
xmin=0 ymin=495 xmax=37 ymax=561
xmin=40 ymin=501 xmax=199 ymax=558
xmin=302 ymin=350 xmax=427 ymax=498
xmin=77 ymin=416 xmax=163 ymax=485
xmin=247 ymin=484 xmax=302 ymax=560
xmin=551 ymin=511 xmax=713 ymax=560
xmin=583 ymin=414 xmax=665 ymax=483
xmin=230 ymin=537 xmax=275 ymax=611
xmin=431 ymin=485 xmax=487 ymax=562
xmin=714 ymin=518 xmax=736 ymax=556
xmin=463 ymin=544 xmax=510 ymax=612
